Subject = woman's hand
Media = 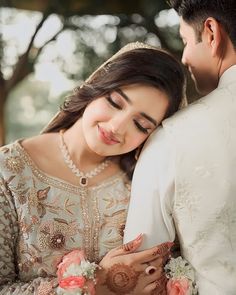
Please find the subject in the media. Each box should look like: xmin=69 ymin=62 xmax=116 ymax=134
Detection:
xmin=96 ymin=234 xmax=173 ymax=295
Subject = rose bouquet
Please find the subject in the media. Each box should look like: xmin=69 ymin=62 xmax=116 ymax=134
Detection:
xmin=56 ymin=249 xmax=99 ymax=295
xmin=165 ymin=256 xmax=198 ymax=295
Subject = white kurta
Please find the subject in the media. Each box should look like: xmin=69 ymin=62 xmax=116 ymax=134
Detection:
xmin=124 ymin=65 xmax=236 ymax=295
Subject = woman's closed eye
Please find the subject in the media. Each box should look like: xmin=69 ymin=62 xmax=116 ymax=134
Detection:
xmin=134 ymin=120 xmax=151 ymax=134
xmin=106 ymin=94 xmax=122 ymax=110
xmin=106 ymin=92 xmax=154 ymax=134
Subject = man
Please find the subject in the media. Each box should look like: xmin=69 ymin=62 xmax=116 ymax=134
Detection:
xmin=124 ymin=1 xmax=236 ymax=294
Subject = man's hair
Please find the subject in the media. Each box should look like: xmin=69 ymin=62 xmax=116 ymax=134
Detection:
xmin=168 ymin=0 xmax=236 ymax=47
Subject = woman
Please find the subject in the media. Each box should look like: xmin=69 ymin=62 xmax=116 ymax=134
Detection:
xmin=0 ymin=42 xmax=185 ymax=294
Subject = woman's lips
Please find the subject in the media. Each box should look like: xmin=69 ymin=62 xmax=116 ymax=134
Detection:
xmin=98 ymin=126 xmax=120 ymax=145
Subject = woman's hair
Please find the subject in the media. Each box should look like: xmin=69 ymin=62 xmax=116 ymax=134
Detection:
xmin=43 ymin=43 xmax=186 ymax=179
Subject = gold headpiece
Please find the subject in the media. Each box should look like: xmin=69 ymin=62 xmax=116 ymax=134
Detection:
xmin=85 ymin=42 xmax=160 ymax=84
xmin=84 ymin=41 xmax=187 ymax=107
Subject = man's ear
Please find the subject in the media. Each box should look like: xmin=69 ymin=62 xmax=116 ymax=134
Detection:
xmin=203 ymin=17 xmax=223 ymax=57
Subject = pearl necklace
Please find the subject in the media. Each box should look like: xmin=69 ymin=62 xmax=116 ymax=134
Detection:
xmin=59 ymin=130 xmax=111 ymax=187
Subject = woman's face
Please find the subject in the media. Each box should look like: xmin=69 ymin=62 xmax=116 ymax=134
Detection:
xmin=81 ymin=83 xmax=169 ymax=157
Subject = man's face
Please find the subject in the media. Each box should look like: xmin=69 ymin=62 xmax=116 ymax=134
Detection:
xmin=179 ymin=17 xmax=218 ymax=95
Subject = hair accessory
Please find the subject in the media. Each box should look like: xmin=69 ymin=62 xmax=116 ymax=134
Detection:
xmin=59 ymin=130 xmax=111 ymax=187
xmin=81 ymin=42 xmax=187 ymax=108
xmin=85 ymin=42 xmax=160 ymax=84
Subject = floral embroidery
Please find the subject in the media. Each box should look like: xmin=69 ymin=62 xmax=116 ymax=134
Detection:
xmin=217 ymin=259 xmax=235 ymax=274
xmin=0 ymin=141 xmax=131 ymax=290
xmin=175 ymin=180 xmax=199 ymax=223
xmin=4 ymin=156 xmax=24 ymax=174
xmin=37 ymin=220 xmax=78 ymax=250
xmin=37 ymin=280 xmax=56 ymax=295
xmin=215 ymin=202 xmax=236 ymax=251
xmin=18 ymin=194 xmax=27 ymax=205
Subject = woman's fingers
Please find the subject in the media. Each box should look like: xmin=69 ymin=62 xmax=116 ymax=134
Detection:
xmin=144 ymin=274 xmax=167 ymax=294
xmin=141 ymin=256 xmax=163 ymax=272
xmin=142 ymin=266 xmax=163 ymax=284
xmin=109 ymin=237 xmax=173 ymax=265
xmin=142 ymin=249 xmax=171 ymax=273
xmin=129 ymin=241 xmax=173 ymax=264
xmin=108 ymin=234 xmax=144 ymax=257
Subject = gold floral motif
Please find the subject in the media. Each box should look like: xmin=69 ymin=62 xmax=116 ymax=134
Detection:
xmin=37 ymin=220 xmax=79 ymax=251
xmin=37 ymin=187 xmax=50 ymax=200
xmin=37 ymin=281 xmax=55 ymax=295
xmin=31 ymin=215 xmax=39 ymax=225
xmin=49 ymin=233 xmax=66 ymax=249
xmin=0 ymin=146 xmax=10 ymax=154
xmin=28 ymin=187 xmax=39 ymax=207
xmin=103 ymin=210 xmax=127 ymax=228
xmin=103 ymin=196 xmax=130 ymax=210
xmin=4 ymin=156 xmax=24 ymax=174
xmin=19 ymin=216 xmax=33 ymax=237
xmin=18 ymin=194 xmax=27 ymax=205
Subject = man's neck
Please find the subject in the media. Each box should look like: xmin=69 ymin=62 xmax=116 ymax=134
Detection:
xmin=218 ymin=42 xmax=236 ymax=77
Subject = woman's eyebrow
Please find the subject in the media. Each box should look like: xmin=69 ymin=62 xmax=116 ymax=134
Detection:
xmin=140 ymin=112 xmax=157 ymax=126
xmin=116 ymin=88 xmax=131 ymax=103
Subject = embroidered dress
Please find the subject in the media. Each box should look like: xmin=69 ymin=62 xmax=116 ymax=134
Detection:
xmin=0 ymin=141 xmax=131 ymax=294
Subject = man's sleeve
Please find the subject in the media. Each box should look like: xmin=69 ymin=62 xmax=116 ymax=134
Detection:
xmin=124 ymin=127 xmax=176 ymax=250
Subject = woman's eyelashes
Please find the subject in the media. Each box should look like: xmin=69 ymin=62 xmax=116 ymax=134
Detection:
xmin=134 ymin=120 xmax=150 ymax=134
xmin=106 ymin=94 xmax=151 ymax=134
xmin=106 ymin=95 xmax=122 ymax=110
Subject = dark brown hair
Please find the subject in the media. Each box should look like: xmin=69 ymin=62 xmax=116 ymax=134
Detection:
xmin=168 ymin=0 xmax=236 ymax=47
xmin=43 ymin=47 xmax=186 ymax=179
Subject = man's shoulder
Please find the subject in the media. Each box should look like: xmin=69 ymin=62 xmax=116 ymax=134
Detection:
xmin=163 ymin=86 xmax=227 ymax=128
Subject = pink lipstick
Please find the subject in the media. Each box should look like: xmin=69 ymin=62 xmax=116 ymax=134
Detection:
xmin=98 ymin=126 xmax=120 ymax=145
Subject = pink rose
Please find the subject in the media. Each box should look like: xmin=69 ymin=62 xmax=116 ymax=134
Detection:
xmin=167 ymin=278 xmax=190 ymax=295
xmin=57 ymin=249 xmax=85 ymax=281
xmin=59 ymin=276 xmax=86 ymax=289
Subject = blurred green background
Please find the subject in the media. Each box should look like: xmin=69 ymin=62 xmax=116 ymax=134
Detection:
xmin=0 ymin=0 xmax=198 ymax=146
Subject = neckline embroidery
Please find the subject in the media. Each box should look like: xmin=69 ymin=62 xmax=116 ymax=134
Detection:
xmin=14 ymin=140 xmax=127 ymax=193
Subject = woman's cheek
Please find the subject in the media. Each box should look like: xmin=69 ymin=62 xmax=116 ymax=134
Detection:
xmin=126 ymin=134 xmax=147 ymax=151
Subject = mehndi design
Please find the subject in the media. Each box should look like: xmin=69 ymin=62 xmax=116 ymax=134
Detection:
xmin=105 ymin=263 xmax=141 ymax=294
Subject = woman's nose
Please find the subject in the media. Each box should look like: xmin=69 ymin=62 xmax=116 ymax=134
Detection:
xmin=110 ymin=115 xmax=129 ymax=135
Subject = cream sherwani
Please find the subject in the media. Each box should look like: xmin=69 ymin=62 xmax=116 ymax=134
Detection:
xmin=124 ymin=65 xmax=236 ymax=295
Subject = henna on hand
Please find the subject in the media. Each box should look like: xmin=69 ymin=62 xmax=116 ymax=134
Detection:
xmin=122 ymin=240 xmax=135 ymax=252
xmin=151 ymin=274 xmax=168 ymax=295
xmin=152 ymin=242 xmax=173 ymax=257
xmin=104 ymin=263 xmax=141 ymax=294
xmin=122 ymin=233 xmax=142 ymax=252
